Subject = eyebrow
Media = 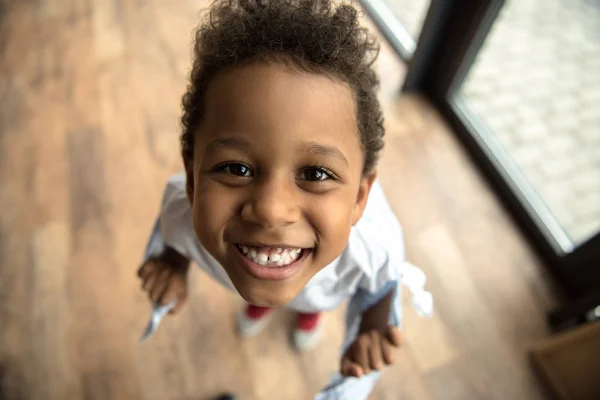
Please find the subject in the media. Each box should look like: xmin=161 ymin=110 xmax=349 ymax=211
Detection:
xmin=206 ymin=137 xmax=349 ymax=166
xmin=205 ymin=136 xmax=252 ymax=153
xmin=299 ymin=141 xmax=349 ymax=166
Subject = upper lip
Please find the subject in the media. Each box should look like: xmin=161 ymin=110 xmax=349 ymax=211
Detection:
xmin=233 ymin=241 xmax=310 ymax=249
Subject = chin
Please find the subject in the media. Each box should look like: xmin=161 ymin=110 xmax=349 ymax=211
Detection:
xmin=234 ymin=279 xmax=299 ymax=308
xmin=244 ymin=296 xmax=286 ymax=308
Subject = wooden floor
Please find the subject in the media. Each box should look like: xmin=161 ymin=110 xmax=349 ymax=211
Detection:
xmin=0 ymin=1 xmax=561 ymax=399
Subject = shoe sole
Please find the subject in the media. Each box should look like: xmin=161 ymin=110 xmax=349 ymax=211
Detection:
xmin=293 ymin=318 xmax=324 ymax=351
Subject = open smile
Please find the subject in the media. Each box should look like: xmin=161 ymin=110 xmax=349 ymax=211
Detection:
xmin=232 ymin=243 xmax=312 ymax=281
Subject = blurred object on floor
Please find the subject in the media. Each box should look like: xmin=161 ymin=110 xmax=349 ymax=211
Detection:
xmin=530 ymin=321 xmax=600 ymax=400
xmin=215 ymin=394 xmax=237 ymax=400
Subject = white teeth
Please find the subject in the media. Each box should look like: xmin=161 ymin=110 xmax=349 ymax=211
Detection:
xmin=239 ymin=245 xmax=304 ymax=267
xmin=282 ymin=254 xmax=291 ymax=265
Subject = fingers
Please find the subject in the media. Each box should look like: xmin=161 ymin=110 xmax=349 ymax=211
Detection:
xmin=137 ymin=261 xmax=154 ymax=279
xmin=386 ymin=326 xmax=403 ymax=347
xmin=150 ymin=267 xmax=171 ymax=303
xmin=170 ymin=295 xmax=187 ymax=314
xmin=140 ymin=262 xmax=156 ymax=291
xmin=368 ymin=332 xmax=384 ymax=371
xmin=382 ymin=339 xmax=396 ymax=365
xmin=356 ymin=336 xmax=370 ymax=375
xmin=138 ymin=261 xmax=188 ymax=314
xmin=164 ymin=281 xmax=187 ymax=314
xmin=161 ymin=280 xmax=181 ymax=304
xmin=341 ymin=357 xmax=364 ymax=378
xmin=342 ymin=327 xmax=403 ymax=379
xmin=382 ymin=327 xmax=402 ymax=365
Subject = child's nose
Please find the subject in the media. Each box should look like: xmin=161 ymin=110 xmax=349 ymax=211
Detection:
xmin=240 ymin=177 xmax=301 ymax=229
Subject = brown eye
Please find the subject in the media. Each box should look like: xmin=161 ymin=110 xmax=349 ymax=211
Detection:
xmin=221 ymin=163 xmax=252 ymax=177
xmin=299 ymin=167 xmax=332 ymax=182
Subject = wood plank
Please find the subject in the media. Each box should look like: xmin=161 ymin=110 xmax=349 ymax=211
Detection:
xmin=401 ymin=296 xmax=460 ymax=373
xmin=92 ymin=0 xmax=125 ymax=62
xmin=29 ymin=222 xmax=80 ymax=399
xmin=67 ymin=125 xmax=145 ymax=400
xmin=369 ymin=343 xmax=436 ymax=400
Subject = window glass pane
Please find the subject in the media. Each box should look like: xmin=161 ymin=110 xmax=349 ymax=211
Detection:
xmin=459 ymin=0 xmax=600 ymax=245
xmin=379 ymin=0 xmax=431 ymax=41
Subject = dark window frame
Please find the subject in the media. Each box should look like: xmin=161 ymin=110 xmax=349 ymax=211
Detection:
xmin=359 ymin=0 xmax=417 ymax=61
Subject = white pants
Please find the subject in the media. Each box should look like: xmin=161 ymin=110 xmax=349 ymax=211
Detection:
xmin=313 ymin=279 xmax=402 ymax=400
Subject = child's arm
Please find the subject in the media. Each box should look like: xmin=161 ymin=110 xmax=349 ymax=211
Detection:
xmin=137 ymin=245 xmax=191 ymax=315
xmin=138 ymin=174 xmax=196 ymax=315
xmin=340 ymin=287 xmax=403 ymax=378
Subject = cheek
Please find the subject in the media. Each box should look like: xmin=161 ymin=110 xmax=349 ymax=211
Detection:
xmin=308 ymin=192 xmax=354 ymax=251
xmin=192 ymin=182 xmax=236 ymax=244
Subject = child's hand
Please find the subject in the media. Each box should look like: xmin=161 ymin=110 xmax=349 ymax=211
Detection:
xmin=340 ymin=326 xmax=402 ymax=378
xmin=137 ymin=258 xmax=188 ymax=315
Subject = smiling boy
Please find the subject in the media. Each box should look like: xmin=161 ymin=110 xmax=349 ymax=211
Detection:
xmin=137 ymin=0 xmax=431 ymax=398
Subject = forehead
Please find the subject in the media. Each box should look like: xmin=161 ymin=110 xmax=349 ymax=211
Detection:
xmin=200 ymin=62 xmax=360 ymax=145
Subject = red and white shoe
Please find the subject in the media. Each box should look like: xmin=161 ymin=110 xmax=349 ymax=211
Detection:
xmin=293 ymin=312 xmax=323 ymax=351
xmin=237 ymin=304 xmax=274 ymax=337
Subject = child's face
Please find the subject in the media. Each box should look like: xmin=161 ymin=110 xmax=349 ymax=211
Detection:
xmin=185 ymin=62 xmax=375 ymax=307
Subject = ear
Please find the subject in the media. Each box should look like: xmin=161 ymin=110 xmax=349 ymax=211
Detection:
xmin=183 ymin=155 xmax=195 ymax=205
xmin=351 ymin=171 xmax=377 ymax=225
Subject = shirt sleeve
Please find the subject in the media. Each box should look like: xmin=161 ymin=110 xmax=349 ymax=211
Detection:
xmin=352 ymin=225 xmax=433 ymax=318
xmin=356 ymin=240 xmax=402 ymax=295
xmin=157 ymin=173 xmax=197 ymax=259
xmin=350 ymin=180 xmax=404 ymax=294
xmin=349 ymin=197 xmax=405 ymax=295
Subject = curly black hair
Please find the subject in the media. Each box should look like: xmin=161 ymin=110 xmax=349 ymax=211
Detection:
xmin=181 ymin=0 xmax=384 ymax=174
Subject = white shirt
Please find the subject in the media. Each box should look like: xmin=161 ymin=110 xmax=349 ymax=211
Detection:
xmin=156 ymin=173 xmax=407 ymax=313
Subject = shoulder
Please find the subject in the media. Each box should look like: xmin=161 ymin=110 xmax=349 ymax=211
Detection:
xmin=352 ymin=180 xmax=405 ymax=260
xmin=163 ymin=173 xmax=188 ymax=200
xmin=345 ymin=180 xmax=405 ymax=289
xmin=160 ymin=173 xmax=190 ymax=216
xmin=158 ymin=173 xmax=195 ymax=249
